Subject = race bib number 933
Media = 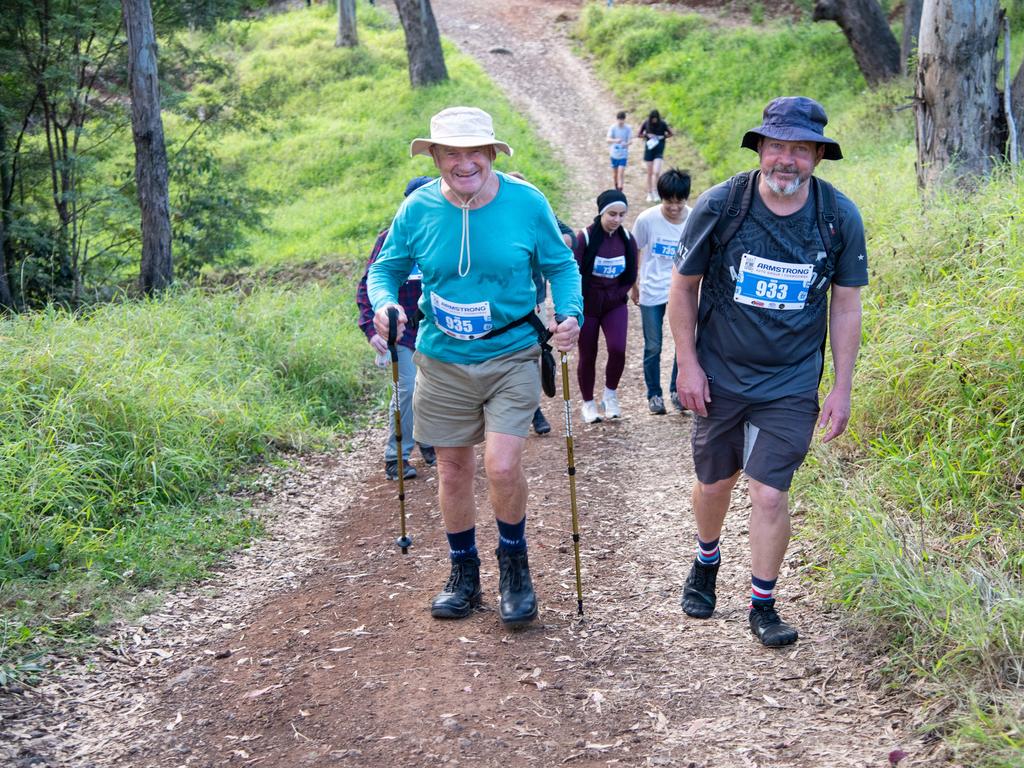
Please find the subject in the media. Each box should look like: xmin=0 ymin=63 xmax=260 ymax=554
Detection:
xmin=734 ymin=253 xmax=814 ymax=311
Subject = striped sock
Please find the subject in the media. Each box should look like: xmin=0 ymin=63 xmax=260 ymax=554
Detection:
xmin=496 ymin=516 xmax=527 ymax=553
xmin=446 ymin=527 xmax=477 ymax=562
xmin=696 ymin=535 xmax=721 ymax=565
xmin=751 ymin=575 xmax=777 ymax=606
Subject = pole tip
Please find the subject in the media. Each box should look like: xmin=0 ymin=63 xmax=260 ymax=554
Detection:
xmin=577 ymin=601 xmax=584 ymax=616
xmin=396 ymin=535 xmax=413 ymax=553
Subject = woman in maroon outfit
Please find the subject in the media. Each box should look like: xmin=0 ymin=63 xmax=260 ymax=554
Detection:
xmin=573 ymin=190 xmax=638 ymax=423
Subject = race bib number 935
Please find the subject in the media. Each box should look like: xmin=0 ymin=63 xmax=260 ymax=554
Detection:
xmin=430 ymin=292 xmax=493 ymax=340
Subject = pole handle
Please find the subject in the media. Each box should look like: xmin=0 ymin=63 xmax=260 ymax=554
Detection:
xmin=386 ymin=306 xmax=399 ymax=361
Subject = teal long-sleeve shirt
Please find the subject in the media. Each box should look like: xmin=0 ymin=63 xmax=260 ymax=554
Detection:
xmin=368 ymin=173 xmax=583 ymax=364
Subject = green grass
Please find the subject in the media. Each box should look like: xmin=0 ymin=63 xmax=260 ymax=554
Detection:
xmin=579 ymin=4 xmax=1023 ymax=764
xmin=576 ymin=3 xmax=866 ymax=187
xmin=0 ymin=282 xmax=374 ymax=669
xmin=180 ymin=3 xmax=565 ymax=267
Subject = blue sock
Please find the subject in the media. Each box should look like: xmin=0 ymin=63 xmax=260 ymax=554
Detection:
xmin=496 ymin=516 xmax=527 ymax=553
xmin=696 ymin=535 xmax=720 ymax=565
xmin=751 ymin=575 xmax=777 ymax=606
xmin=446 ymin=527 xmax=477 ymax=562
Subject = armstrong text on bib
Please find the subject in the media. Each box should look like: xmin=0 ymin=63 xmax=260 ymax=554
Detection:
xmin=593 ymin=255 xmax=626 ymax=278
xmin=733 ymin=253 xmax=814 ymax=311
xmin=430 ymin=292 xmax=493 ymax=340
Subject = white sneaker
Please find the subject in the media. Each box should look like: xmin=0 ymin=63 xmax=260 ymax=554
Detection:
xmin=581 ymin=400 xmax=602 ymax=424
xmin=602 ymin=388 xmax=621 ymax=419
xmin=645 ymin=192 xmax=655 ymax=202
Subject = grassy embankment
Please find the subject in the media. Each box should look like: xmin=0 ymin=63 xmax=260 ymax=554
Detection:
xmin=0 ymin=2 xmax=562 ymax=680
xmin=579 ymin=5 xmax=1023 ymax=766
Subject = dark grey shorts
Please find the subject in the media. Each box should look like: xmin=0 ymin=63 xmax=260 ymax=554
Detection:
xmin=691 ymin=389 xmax=820 ymax=491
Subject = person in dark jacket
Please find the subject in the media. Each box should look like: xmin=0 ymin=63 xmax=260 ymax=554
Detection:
xmin=573 ymin=189 xmax=638 ymax=423
xmin=355 ymin=175 xmax=436 ymax=480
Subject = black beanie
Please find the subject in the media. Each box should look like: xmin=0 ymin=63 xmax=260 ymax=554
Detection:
xmin=596 ymin=189 xmax=628 ymax=215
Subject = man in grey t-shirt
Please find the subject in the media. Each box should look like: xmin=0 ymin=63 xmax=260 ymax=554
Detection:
xmin=667 ymin=96 xmax=868 ymax=647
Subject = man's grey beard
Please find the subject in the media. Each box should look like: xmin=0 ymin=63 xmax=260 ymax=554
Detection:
xmin=763 ymin=169 xmax=806 ymax=197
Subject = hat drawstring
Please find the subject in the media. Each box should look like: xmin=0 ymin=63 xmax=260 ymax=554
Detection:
xmin=453 ymin=172 xmax=490 ymax=278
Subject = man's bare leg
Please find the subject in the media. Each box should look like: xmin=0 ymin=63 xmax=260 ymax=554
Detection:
xmin=430 ymin=445 xmax=482 ymax=619
xmin=681 ymin=472 xmax=739 ymax=618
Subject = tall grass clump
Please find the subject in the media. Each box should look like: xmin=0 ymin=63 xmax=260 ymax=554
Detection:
xmin=0 ymin=283 xmax=372 ymax=661
xmin=181 ymin=2 xmax=565 ymax=267
xmin=800 ymin=173 xmax=1024 ymax=767
xmin=579 ymin=3 xmax=1023 ymax=763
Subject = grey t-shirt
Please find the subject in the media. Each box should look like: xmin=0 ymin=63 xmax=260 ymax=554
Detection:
xmin=675 ymin=174 xmax=868 ymax=401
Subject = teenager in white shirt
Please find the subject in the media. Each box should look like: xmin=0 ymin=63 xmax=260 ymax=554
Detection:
xmin=630 ymin=168 xmax=692 ymax=414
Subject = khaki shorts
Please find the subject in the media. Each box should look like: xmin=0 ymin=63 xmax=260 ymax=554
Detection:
xmin=412 ymin=345 xmax=541 ymax=447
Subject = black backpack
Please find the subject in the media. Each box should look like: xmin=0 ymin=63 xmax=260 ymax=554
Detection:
xmin=711 ymin=169 xmax=844 ymax=273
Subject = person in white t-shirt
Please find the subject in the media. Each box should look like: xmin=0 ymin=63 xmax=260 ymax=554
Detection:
xmin=606 ymin=111 xmax=633 ymax=192
xmin=629 ymin=168 xmax=692 ymax=414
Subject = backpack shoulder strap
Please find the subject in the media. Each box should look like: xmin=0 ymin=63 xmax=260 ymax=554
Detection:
xmin=812 ymin=176 xmax=843 ymax=258
xmin=713 ymin=169 xmax=758 ymax=250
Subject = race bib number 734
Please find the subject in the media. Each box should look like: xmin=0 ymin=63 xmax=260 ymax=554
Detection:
xmin=733 ymin=253 xmax=814 ymax=311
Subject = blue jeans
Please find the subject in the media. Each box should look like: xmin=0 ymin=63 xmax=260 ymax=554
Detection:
xmin=640 ymin=303 xmax=678 ymax=399
xmin=385 ymin=344 xmax=417 ymax=461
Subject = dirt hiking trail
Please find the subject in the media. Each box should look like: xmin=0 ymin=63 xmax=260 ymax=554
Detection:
xmin=3 ymin=2 xmax=952 ymax=766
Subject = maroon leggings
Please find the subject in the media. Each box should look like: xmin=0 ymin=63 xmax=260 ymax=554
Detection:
xmin=577 ymin=287 xmax=628 ymax=401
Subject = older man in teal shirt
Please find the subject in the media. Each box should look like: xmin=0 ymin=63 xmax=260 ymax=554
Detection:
xmin=369 ymin=106 xmax=582 ymax=628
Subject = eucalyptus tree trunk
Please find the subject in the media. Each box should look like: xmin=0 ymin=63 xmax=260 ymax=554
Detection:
xmin=914 ymin=0 xmax=1002 ymax=190
xmin=123 ymin=0 xmax=173 ymax=294
xmin=813 ymin=0 xmax=900 ymax=86
xmin=0 ymin=123 xmax=17 ymax=311
xmin=337 ymin=0 xmax=357 ymax=47
xmin=901 ymin=0 xmax=923 ymax=74
xmin=393 ymin=0 xmax=448 ymax=87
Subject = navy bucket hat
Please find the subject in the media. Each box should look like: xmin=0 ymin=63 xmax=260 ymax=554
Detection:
xmin=741 ymin=96 xmax=843 ymax=161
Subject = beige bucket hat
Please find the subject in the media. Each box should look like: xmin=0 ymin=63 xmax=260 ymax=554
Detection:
xmin=409 ymin=106 xmax=514 ymax=158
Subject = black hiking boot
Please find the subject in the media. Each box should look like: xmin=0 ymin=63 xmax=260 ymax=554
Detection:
xmin=748 ymin=599 xmax=799 ymax=647
xmin=496 ymin=547 xmax=538 ymax=627
xmin=430 ymin=556 xmax=482 ymax=619
xmin=531 ymin=408 xmax=552 ymax=435
xmin=681 ymin=559 xmax=719 ymax=618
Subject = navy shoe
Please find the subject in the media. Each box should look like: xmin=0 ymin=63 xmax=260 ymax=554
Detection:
xmin=531 ymin=408 xmax=552 ymax=435
xmin=419 ymin=444 xmax=436 ymax=466
xmin=385 ymin=460 xmax=416 ymax=481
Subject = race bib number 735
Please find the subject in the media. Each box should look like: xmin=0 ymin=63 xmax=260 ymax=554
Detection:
xmin=733 ymin=253 xmax=814 ymax=311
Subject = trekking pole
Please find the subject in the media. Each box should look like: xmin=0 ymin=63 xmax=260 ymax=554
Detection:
xmin=555 ymin=314 xmax=584 ymax=616
xmin=387 ymin=307 xmax=412 ymax=555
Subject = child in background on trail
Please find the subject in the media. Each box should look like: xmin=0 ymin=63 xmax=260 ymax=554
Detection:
xmin=507 ymin=172 xmax=576 ymax=436
xmin=607 ymin=111 xmax=632 ymax=192
xmin=356 ymin=175 xmax=436 ymax=481
xmin=630 ymin=168 xmax=692 ymax=415
xmin=639 ymin=109 xmax=673 ymax=203
xmin=574 ymin=189 xmax=638 ymax=424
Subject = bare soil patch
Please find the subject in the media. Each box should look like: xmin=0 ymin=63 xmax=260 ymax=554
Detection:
xmin=2 ymin=2 xmax=953 ymax=767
